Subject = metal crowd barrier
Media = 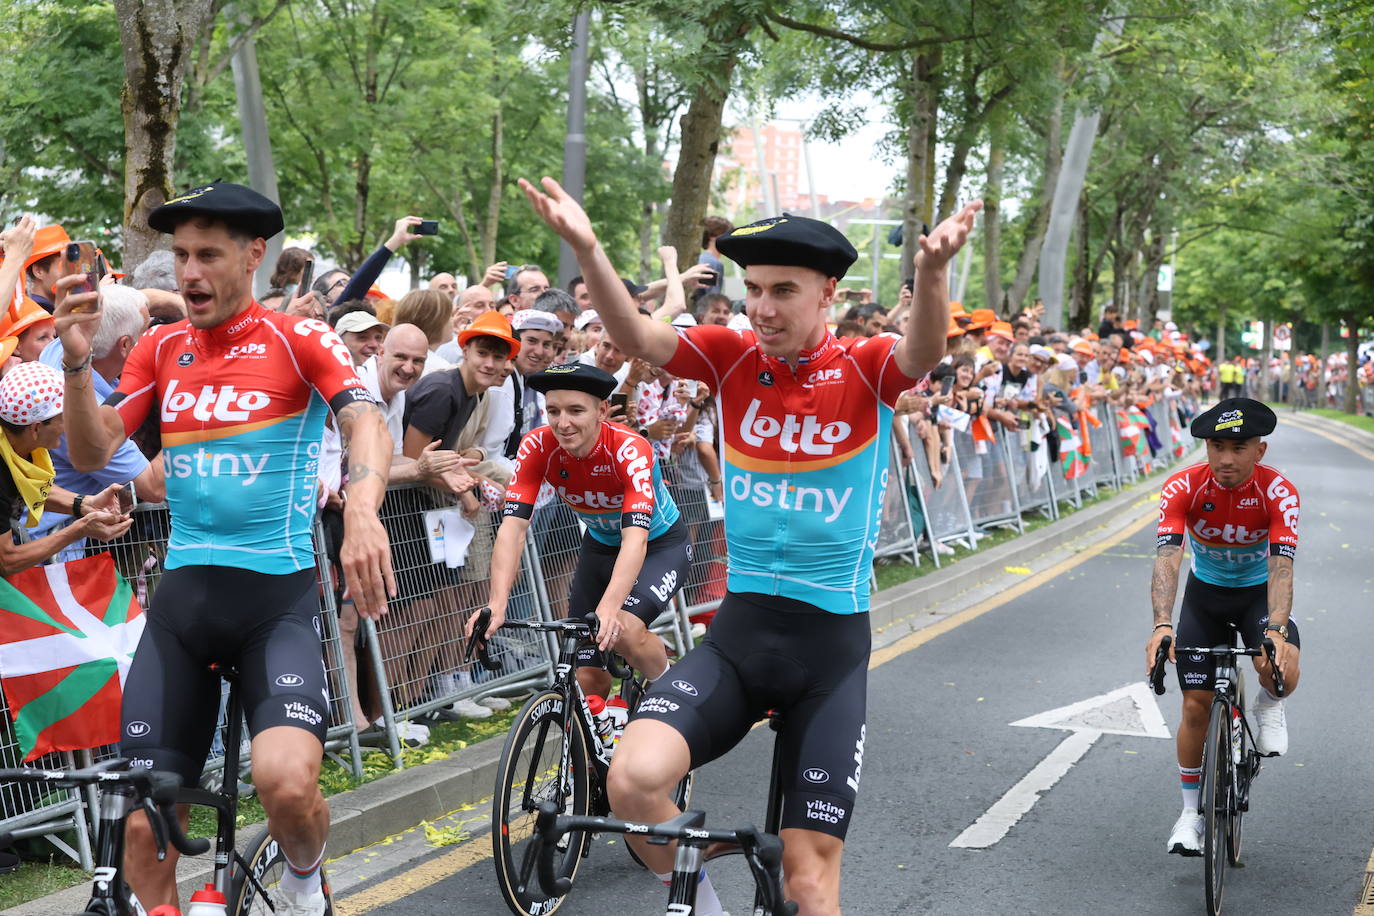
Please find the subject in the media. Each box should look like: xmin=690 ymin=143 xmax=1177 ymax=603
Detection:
xmin=365 ymin=483 xmax=551 ymax=767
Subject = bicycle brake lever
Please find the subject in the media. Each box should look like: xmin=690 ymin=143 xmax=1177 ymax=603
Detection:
xmin=142 ymin=798 xmax=169 ymax=861
xmin=1262 ymin=637 xmax=1285 ymax=698
xmin=1149 ymin=635 xmax=1172 ymax=696
xmin=465 ymin=608 xmax=502 ymax=671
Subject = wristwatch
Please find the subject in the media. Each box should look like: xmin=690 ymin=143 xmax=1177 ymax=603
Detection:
xmin=1264 ymin=623 xmax=1289 ymax=639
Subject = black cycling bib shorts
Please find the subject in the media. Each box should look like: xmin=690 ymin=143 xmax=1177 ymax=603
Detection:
xmin=631 ymin=590 xmax=870 ymax=840
xmin=119 ymin=566 xmax=330 ymax=785
xmin=1175 ymin=572 xmax=1302 ymax=692
xmin=570 ymin=518 xmax=691 ymax=669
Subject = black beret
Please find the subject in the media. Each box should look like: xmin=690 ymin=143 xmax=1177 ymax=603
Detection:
xmin=1189 ymin=397 xmax=1276 ymax=439
xmin=148 ymin=182 xmax=284 ymax=239
xmin=716 ymin=214 xmax=858 ymax=280
xmin=526 ymin=363 xmax=618 ymax=400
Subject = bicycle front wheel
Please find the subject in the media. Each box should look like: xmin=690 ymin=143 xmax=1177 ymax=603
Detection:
xmin=1203 ymin=700 xmax=1231 ymax=916
xmin=492 ymin=688 xmax=590 ymax=916
xmin=230 ymin=825 xmax=335 ymax=915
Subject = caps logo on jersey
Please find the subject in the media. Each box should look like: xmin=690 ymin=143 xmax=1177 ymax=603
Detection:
xmin=739 ymin=398 xmax=851 ymax=457
xmin=758 ymin=370 xmax=775 ymax=387
xmin=177 ymin=352 xmax=195 ymax=367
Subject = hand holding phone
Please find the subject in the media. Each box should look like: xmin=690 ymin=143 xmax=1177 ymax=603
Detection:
xmin=416 ymin=220 xmax=440 ymax=235
xmin=296 ymin=258 xmax=315 ymax=304
xmin=64 ymin=241 xmax=102 ymax=307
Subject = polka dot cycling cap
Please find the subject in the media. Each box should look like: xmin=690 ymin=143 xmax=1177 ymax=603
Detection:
xmin=0 ymin=361 xmax=64 ymax=426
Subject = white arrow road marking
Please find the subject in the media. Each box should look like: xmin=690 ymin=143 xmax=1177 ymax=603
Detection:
xmin=950 ymin=683 xmax=1169 ymax=849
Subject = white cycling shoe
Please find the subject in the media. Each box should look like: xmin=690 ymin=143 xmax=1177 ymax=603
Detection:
xmin=1253 ymin=691 xmax=1288 ymax=756
xmin=1167 ymin=809 xmax=1204 ymax=857
xmin=274 ymin=884 xmax=328 ymax=916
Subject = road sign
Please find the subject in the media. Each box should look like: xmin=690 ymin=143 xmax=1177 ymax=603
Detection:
xmin=949 ymin=683 xmax=1169 ymax=849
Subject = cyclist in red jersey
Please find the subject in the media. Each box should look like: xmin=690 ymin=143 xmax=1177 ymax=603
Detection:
xmin=520 ymin=175 xmax=980 ymax=916
xmin=476 ymin=363 xmax=689 ymax=700
xmin=1144 ymin=397 xmax=1300 ymax=857
xmin=52 ymin=184 xmax=395 ymax=916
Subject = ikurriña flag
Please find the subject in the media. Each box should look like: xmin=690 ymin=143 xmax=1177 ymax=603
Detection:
xmin=0 ymin=554 xmax=145 ymax=761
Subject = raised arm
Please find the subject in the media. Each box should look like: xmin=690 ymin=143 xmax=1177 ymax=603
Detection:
xmin=52 ymin=276 xmax=133 ymax=471
xmin=899 ymin=201 xmax=983 ymax=380
xmin=519 ymin=177 xmax=678 ymax=365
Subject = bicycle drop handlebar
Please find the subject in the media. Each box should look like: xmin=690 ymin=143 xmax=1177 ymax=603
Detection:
xmin=1148 ymin=634 xmax=1285 ymax=698
xmin=527 ymin=801 xmax=796 ymax=915
xmin=475 ymin=608 xmax=633 ymax=679
xmin=0 ymin=759 xmax=210 ymax=858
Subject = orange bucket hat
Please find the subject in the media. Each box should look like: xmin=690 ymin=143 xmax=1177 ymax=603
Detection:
xmin=966 ymin=308 xmax=996 ymax=331
xmin=946 ymin=318 xmax=964 ymax=338
xmin=988 ymin=320 xmax=1015 ymax=342
xmin=22 ymin=225 xmax=71 ymax=272
xmin=0 ymin=297 xmax=55 ymax=339
xmin=458 ymin=310 xmax=521 ymax=357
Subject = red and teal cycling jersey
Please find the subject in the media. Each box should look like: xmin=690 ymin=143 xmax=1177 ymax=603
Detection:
xmin=107 ymin=302 xmax=374 ymax=574
xmin=503 ymin=422 xmax=680 ymax=545
xmin=1157 ymin=461 xmax=1300 ymax=588
xmin=663 ymin=326 xmax=917 ymax=614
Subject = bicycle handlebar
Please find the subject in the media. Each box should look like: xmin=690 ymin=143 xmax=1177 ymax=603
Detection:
xmin=0 ymin=761 xmax=210 ymax=857
xmin=493 ymin=612 xmax=632 ymax=679
xmin=1148 ymin=636 xmax=1285 ymax=698
xmin=465 ymin=608 xmax=504 ymax=672
xmin=528 ymin=801 xmax=796 ymax=915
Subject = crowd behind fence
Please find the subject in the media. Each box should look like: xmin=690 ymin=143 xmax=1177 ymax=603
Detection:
xmin=0 ymin=395 xmax=1199 ymax=869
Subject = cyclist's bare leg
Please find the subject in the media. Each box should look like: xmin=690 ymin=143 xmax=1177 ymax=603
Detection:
xmin=606 ymin=718 xmax=692 ymax=874
xmin=1253 ymin=646 xmax=1300 ymax=696
xmin=781 ymin=828 xmax=844 ymax=916
xmin=576 ymin=664 xmax=613 ymax=700
xmin=124 ymin=804 xmax=189 ymax=909
xmin=252 ymin=727 xmax=328 ymax=871
xmin=609 ymin=611 xmax=669 ymax=681
xmin=1177 ymin=689 xmax=1211 ymax=768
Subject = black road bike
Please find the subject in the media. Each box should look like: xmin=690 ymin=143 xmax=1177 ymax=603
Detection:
xmin=471 ymin=608 xmax=692 ymax=916
xmin=0 ymin=665 xmax=333 ymax=915
xmin=1150 ymin=635 xmax=1285 ymax=916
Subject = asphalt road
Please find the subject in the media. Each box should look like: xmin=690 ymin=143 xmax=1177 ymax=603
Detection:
xmin=331 ymin=416 xmax=1374 ymax=915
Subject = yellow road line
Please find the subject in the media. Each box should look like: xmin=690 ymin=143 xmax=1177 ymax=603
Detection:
xmin=869 ymin=510 xmax=1156 ymax=669
xmin=337 ymin=503 xmax=1159 ymax=912
xmin=1278 ymin=415 xmax=1374 ymax=463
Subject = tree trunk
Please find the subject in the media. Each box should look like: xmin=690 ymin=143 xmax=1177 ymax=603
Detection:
xmin=1007 ymin=76 xmax=1064 ymax=311
xmin=1344 ymin=312 xmax=1359 ymax=414
xmin=481 ymin=106 xmax=503 ymax=269
xmin=1215 ymin=307 xmax=1226 ymax=364
xmin=113 ymin=0 xmax=217 ymax=268
xmin=1069 ymin=194 xmax=1092 ymax=331
xmin=982 ymin=112 xmax=1004 ymax=313
xmin=901 ymin=49 xmax=941 ymax=279
xmin=662 ymin=28 xmax=746 ymax=273
xmin=1318 ymin=322 xmax=1329 ymax=372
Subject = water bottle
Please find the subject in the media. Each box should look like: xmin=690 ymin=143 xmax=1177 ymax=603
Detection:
xmin=186 ymin=883 xmax=228 ymax=916
xmin=1230 ymin=706 xmax=1242 ymax=765
xmin=586 ymin=695 xmax=613 ymax=751
xmin=606 ymin=696 xmax=630 ymax=752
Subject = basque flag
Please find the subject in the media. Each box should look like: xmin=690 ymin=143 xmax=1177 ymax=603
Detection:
xmin=0 ymin=554 xmax=145 ymax=761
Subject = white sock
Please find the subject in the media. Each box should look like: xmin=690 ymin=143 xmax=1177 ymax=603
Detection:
xmin=279 ymin=845 xmax=324 ymax=896
xmin=1258 ymin=687 xmax=1282 ymax=704
xmin=644 ymin=659 xmax=671 ymax=684
xmin=653 ymin=868 xmax=723 ymax=915
xmin=1180 ymin=766 xmax=1202 ymax=812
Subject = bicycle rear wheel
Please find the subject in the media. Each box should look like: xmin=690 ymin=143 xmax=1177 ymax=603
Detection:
xmin=492 ymin=689 xmax=590 ymax=916
xmin=1203 ymin=700 xmax=1231 ymax=916
xmin=230 ymin=825 xmax=335 ymax=915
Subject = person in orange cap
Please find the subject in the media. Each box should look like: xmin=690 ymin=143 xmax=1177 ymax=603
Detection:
xmin=945 ymin=317 xmax=965 ymax=360
xmin=17 ymin=224 xmax=71 ymax=313
xmin=978 ymin=319 xmax=1015 ymax=367
xmin=1070 ymin=337 xmax=1100 ymax=385
xmin=964 ymin=307 xmax=995 ymax=353
xmin=0 ymin=296 xmax=56 ymax=362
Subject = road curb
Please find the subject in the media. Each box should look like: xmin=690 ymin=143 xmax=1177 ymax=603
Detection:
xmin=1278 ymin=408 xmax=1374 ymax=450
xmin=7 ymin=453 xmax=1199 ymax=915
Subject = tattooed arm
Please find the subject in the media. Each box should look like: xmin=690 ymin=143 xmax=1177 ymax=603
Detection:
xmin=1145 ymin=544 xmax=1185 ymax=673
xmin=337 ymin=399 xmax=396 ymax=619
xmin=1265 ymin=555 xmax=1293 ymax=630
